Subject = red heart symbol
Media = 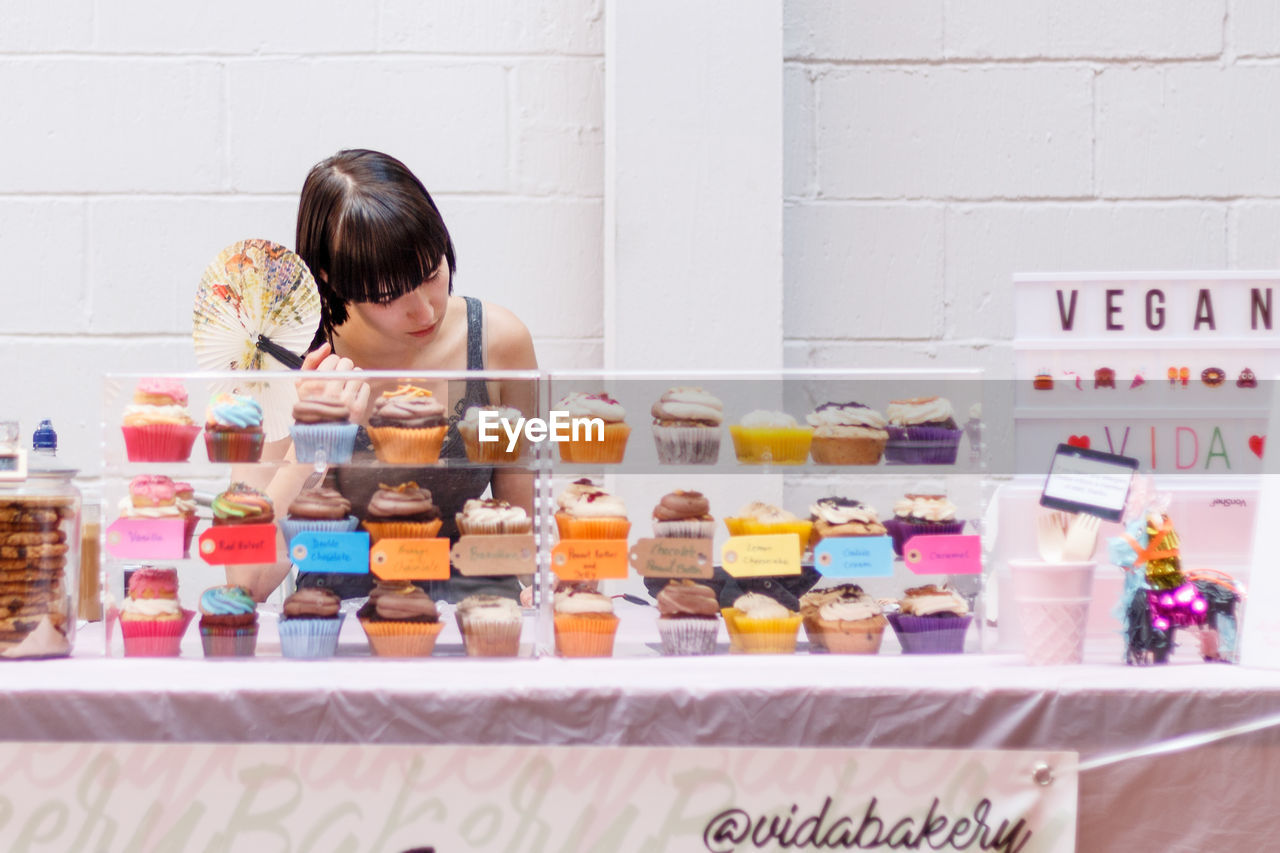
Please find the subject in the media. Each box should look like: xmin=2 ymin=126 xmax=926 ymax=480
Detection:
xmin=1067 ymin=435 xmax=1090 ymax=449
xmin=1250 ymin=435 xmax=1265 ymax=459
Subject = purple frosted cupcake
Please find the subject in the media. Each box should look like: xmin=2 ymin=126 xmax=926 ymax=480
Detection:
xmin=655 ymin=579 xmax=721 ymax=656
xmin=278 ymin=587 xmax=344 ymax=659
xmin=884 ymin=397 xmax=962 ymax=465
xmin=886 ymin=585 xmax=972 ymax=654
xmin=885 ymin=491 xmax=965 ymax=556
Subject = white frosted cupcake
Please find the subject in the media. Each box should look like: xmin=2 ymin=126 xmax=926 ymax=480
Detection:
xmin=455 ymin=498 xmax=533 ymax=536
xmin=456 ymin=594 xmax=523 ymax=657
xmin=651 ymin=386 xmax=723 ymax=464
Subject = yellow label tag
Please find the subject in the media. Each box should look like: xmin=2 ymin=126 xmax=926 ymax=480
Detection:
xmin=369 ymin=538 xmax=451 ymax=581
xmin=551 ymin=539 xmax=629 ymax=580
xmin=450 ymin=534 xmax=537 ymax=577
xmin=628 ymin=538 xmax=714 ymax=579
xmin=720 ymin=534 xmax=802 ymax=577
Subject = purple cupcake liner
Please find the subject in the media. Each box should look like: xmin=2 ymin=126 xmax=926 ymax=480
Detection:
xmin=278 ymin=516 xmax=361 ymax=548
xmin=885 ymin=518 xmax=966 ymax=556
xmin=884 ymin=427 xmax=962 ymax=465
xmin=278 ymin=614 xmax=345 ymax=659
xmin=887 ymin=613 xmax=971 ymax=654
xmin=290 ymin=423 xmax=359 ymax=464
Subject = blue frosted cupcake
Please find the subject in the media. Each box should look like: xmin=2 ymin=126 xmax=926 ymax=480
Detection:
xmin=278 ymin=485 xmax=360 ymax=547
xmin=199 ymin=585 xmax=259 ymax=657
xmin=290 ymin=392 xmax=358 ymax=463
xmin=278 ymin=587 xmax=345 ymax=659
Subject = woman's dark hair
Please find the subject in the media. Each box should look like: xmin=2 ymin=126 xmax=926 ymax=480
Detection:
xmin=297 ymin=149 xmax=456 ymax=350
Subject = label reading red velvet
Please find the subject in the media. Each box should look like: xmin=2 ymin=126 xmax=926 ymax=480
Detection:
xmin=105 ymin=518 xmax=185 ymax=560
xmin=901 ymin=534 xmax=983 ymax=575
xmin=198 ymin=524 xmax=278 ymax=566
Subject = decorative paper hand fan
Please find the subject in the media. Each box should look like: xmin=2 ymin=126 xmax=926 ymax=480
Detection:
xmin=192 ymin=239 xmax=322 ymax=440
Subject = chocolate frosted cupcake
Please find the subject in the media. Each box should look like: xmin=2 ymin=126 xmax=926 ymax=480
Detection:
xmin=358 ymin=580 xmax=443 ymax=657
xmin=277 ymin=586 xmax=344 ymax=659
xmin=198 ymin=585 xmax=258 ymax=657
xmin=652 ymin=490 xmax=715 ymax=539
xmin=886 ymin=584 xmax=972 ymax=654
xmin=211 ymin=483 xmax=274 ymax=526
xmin=656 ymin=579 xmax=720 ymax=656
xmin=455 ymin=594 xmax=523 ymax=657
xmin=367 ymin=384 xmax=448 ymax=464
xmin=807 ymin=402 xmax=888 ymax=465
xmin=884 ymin=396 xmax=962 ymax=465
xmin=800 ymin=584 xmax=887 ymax=654
xmin=360 ymin=482 xmax=442 ymax=543
xmin=651 ymin=386 xmax=723 ymax=464
xmin=279 ymin=485 xmax=359 ymax=547
xmin=290 ymin=391 xmax=358 ymax=463
xmin=456 ymin=498 xmax=532 ymax=537
xmin=809 ymin=497 xmax=886 ymax=547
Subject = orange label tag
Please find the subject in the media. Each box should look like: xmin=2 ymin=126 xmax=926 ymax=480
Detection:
xmin=198 ymin=524 xmax=278 ymax=566
xmin=720 ymin=534 xmax=802 ymax=578
xmin=369 ymin=538 xmax=451 ymax=581
xmin=628 ymin=538 xmax=714 ymax=579
xmin=450 ymin=534 xmax=537 ymax=577
xmin=551 ymin=539 xmax=629 ymax=580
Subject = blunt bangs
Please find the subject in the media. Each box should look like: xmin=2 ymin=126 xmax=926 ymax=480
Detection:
xmin=329 ymin=188 xmax=450 ymax=305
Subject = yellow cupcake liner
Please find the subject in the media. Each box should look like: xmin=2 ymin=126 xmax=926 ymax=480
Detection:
xmin=359 ymin=619 xmax=444 ymax=657
xmin=722 ymin=609 xmax=802 ymax=654
xmin=557 ymin=422 xmax=631 ymax=464
xmin=360 ymin=518 xmax=444 ymax=544
xmin=367 ymin=425 xmax=447 ymax=464
xmin=554 ymin=514 xmax=631 ymax=541
xmin=723 ymin=518 xmax=813 ymax=545
xmin=553 ymin=612 xmax=620 ymax=657
xmin=729 ymin=425 xmax=813 ymax=465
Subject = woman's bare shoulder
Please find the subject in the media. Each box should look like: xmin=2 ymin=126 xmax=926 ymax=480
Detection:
xmin=482 ymin=301 xmax=538 ymax=370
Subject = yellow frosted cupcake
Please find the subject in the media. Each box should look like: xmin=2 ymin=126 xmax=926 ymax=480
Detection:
xmin=555 ymin=392 xmax=630 ymax=463
xmin=723 ymin=592 xmax=802 ymax=654
xmin=723 ymin=501 xmax=813 ymax=544
xmin=729 ymin=410 xmax=813 ymax=464
xmin=366 ymin=385 xmax=448 ymax=464
xmin=554 ymin=479 xmax=631 ymax=540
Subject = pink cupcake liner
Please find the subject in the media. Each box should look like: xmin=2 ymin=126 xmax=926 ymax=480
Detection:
xmin=119 ymin=609 xmax=195 ymax=657
xmin=885 ymin=518 xmax=966 ymax=556
xmin=122 ymin=424 xmax=201 ymax=463
xmin=887 ymin=613 xmax=972 ymax=654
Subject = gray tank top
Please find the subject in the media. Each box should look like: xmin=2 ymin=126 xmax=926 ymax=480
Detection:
xmin=299 ymin=296 xmax=517 ymax=601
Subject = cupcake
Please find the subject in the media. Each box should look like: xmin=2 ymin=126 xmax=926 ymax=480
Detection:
xmin=809 ymin=497 xmax=886 ymax=548
xmin=723 ymin=501 xmax=813 ymax=545
xmin=360 ymin=482 xmax=442 ymax=543
xmin=277 ymin=586 xmax=344 ymax=659
xmin=455 ymin=498 xmax=532 ymax=537
xmin=455 ymin=594 xmax=523 ymax=657
xmin=553 ymin=585 xmax=619 ymax=657
xmin=651 ymin=387 xmax=723 ymax=464
xmin=121 ymin=378 xmax=201 ymax=462
xmin=203 ymin=392 xmax=265 ymax=462
xmin=118 ymin=566 xmax=193 ymax=657
xmin=117 ymin=475 xmax=198 ymax=556
xmin=555 ymin=392 xmax=630 ymax=463
xmin=886 ymin=584 xmax=972 ymax=654
xmin=729 ymin=410 xmax=813 ymax=465
xmin=884 ymin=490 xmax=964 ymax=556
xmin=554 ymin=479 xmax=630 ymax=540
xmin=367 ymin=384 xmax=448 ymax=464
xmin=290 ymin=390 xmax=358 ymax=463
xmin=211 ymin=482 xmax=274 ymax=526
xmin=198 ymin=585 xmax=259 ymax=657
xmin=655 ymin=579 xmax=720 ymax=656
xmin=651 ymin=490 xmax=715 ymax=539
xmin=458 ymin=405 xmax=526 ymax=464
xmin=884 ymin=396 xmax=962 ymax=465
xmin=721 ymin=591 xmax=802 ymax=654
xmin=278 ymin=485 xmax=359 ymax=547
xmin=807 ymin=402 xmax=888 ymax=465
xmin=800 ymin=584 xmax=886 ymax=654
xmin=357 ymin=580 xmax=443 ymax=657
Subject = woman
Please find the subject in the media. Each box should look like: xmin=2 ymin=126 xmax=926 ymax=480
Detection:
xmin=231 ymin=149 xmax=537 ymax=602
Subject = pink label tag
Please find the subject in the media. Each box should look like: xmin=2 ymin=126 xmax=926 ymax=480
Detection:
xmin=198 ymin=524 xmax=278 ymax=566
xmin=901 ymin=534 xmax=983 ymax=575
xmin=105 ymin=518 xmax=185 ymax=560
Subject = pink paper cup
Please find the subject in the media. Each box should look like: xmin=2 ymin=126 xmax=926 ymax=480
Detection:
xmin=1009 ymin=560 xmax=1096 ymax=665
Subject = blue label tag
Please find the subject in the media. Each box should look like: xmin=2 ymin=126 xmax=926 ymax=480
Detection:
xmin=813 ymin=536 xmax=894 ymax=578
xmin=291 ymin=532 xmax=370 ymax=575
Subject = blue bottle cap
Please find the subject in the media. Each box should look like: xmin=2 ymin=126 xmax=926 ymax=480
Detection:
xmin=32 ymin=419 xmax=57 ymax=452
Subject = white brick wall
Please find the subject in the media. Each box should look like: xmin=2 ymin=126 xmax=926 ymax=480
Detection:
xmin=784 ymin=0 xmax=1269 ymax=370
xmin=1 ymin=1 xmax=604 ymax=474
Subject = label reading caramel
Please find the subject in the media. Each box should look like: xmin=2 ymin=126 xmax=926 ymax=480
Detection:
xmin=902 ymin=534 xmax=983 ymax=575
xmin=628 ymin=538 xmax=714 ymax=579
xmin=720 ymin=534 xmax=802 ymax=578
xmin=550 ymin=540 xmax=629 ymax=580
xmin=450 ymin=534 xmax=537 ymax=577
xmin=370 ymin=538 xmax=451 ymax=581
xmin=197 ymin=524 xmax=278 ymax=566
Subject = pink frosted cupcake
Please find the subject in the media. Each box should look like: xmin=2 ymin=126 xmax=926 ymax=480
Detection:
xmin=118 ymin=567 xmax=194 ymax=657
xmin=121 ymin=379 xmax=201 ymax=462
xmin=116 ymin=475 xmax=199 ymax=557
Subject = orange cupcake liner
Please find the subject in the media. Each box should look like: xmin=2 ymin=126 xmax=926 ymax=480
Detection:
xmin=360 ymin=518 xmax=443 ymax=544
xmin=359 ymin=619 xmax=444 ymax=657
xmin=459 ymin=423 xmax=526 ymax=464
xmin=557 ymin=422 xmax=630 ymax=464
xmin=554 ymin=612 xmax=620 ymax=657
xmin=554 ymin=514 xmax=631 ymax=541
xmin=729 ymin=425 xmax=813 ymax=465
xmin=367 ymin=425 xmax=447 ymax=464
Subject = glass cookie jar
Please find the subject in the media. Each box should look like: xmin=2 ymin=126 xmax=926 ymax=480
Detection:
xmin=0 ymin=430 xmax=80 ymax=658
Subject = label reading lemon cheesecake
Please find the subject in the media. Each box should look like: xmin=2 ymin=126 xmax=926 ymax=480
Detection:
xmin=720 ymin=535 xmax=802 ymax=577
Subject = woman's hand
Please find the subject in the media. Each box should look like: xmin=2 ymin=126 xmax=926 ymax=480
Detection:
xmin=298 ymin=342 xmax=371 ymax=422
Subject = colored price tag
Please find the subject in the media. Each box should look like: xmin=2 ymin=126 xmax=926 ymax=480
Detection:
xmin=198 ymin=524 xmax=278 ymax=566
xmin=450 ymin=534 xmax=537 ymax=577
xmin=291 ymin=531 xmax=370 ymax=575
xmin=105 ymin=518 xmax=185 ymax=560
xmin=550 ymin=540 xmax=629 ymax=580
xmin=369 ymin=538 xmax=451 ymax=581
xmin=628 ymin=538 xmax=714 ymax=579
xmin=813 ymin=536 xmax=894 ymax=578
xmin=902 ymin=534 xmax=983 ymax=575
xmin=720 ymin=535 xmax=801 ymax=578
